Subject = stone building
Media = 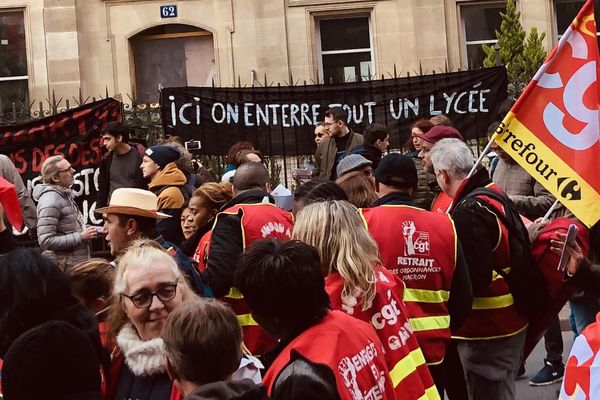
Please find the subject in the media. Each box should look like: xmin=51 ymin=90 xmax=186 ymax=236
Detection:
xmin=0 ymin=0 xmax=594 ymax=109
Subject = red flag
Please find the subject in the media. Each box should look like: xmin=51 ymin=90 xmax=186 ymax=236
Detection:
xmin=495 ymin=0 xmax=600 ymax=227
xmin=0 ymin=177 xmax=23 ymax=232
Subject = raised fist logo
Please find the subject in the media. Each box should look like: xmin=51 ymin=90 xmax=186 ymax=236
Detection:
xmin=338 ymin=357 xmax=363 ymax=400
xmin=402 ymin=221 xmax=417 ymax=256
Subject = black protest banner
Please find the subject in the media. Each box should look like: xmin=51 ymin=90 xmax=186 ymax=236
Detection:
xmin=161 ymin=67 xmax=508 ymax=155
xmin=0 ymin=98 xmax=122 ymax=224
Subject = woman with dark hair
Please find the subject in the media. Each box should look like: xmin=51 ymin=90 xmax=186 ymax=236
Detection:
xmin=303 ymin=181 xmax=348 ymax=207
xmin=0 ymin=249 xmax=108 ymax=374
xmin=292 ymin=179 xmax=321 ymax=214
xmin=224 ymin=141 xmax=255 ymax=174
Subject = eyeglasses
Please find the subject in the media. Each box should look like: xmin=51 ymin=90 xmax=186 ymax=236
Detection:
xmin=58 ymin=166 xmax=74 ymax=174
xmin=315 ymin=133 xmax=325 ymax=138
xmin=120 ymin=281 xmax=179 ymax=308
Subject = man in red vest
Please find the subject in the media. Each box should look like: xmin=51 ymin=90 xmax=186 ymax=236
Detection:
xmin=360 ymin=153 xmax=472 ymax=397
xmin=201 ymin=162 xmax=293 ymax=355
xmin=234 ymin=239 xmax=395 ymax=400
xmin=417 ymin=125 xmax=464 ymax=214
xmin=430 ymin=138 xmax=528 ymax=400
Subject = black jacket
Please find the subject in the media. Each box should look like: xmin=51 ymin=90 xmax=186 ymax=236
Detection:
xmin=0 ymin=228 xmax=17 ymax=254
xmin=184 ymin=379 xmax=269 ymax=400
xmin=349 ymin=144 xmax=383 ymax=170
xmin=202 ymin=190 xmax=274 ymax=298
xmin=371 ymin=191 xmax=473 ymax=331
xmin=449 ymin=167 xmax=503 ymax=292
xmin=97 ymin=143 xmax=146 ymax=208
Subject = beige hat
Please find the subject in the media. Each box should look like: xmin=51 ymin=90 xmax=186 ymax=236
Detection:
xmin=95 ymin=188 xmax=170 ymax=219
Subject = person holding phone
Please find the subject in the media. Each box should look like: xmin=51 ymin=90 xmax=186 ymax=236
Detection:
xmin=552 ymin=224 xmax=600 ymax=298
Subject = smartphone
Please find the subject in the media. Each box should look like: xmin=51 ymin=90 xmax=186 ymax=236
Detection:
xmin=557 ymin=224 xmax=578 ymax=271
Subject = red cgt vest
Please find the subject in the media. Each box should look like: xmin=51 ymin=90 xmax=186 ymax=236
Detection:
xmin=430 ymin=192 xmax=453 ymax=214
xmin=326 ymin=267 xmax=439 ymax=400
xmin=263 ymin=310 xmax=397 ymax=400
xmin=205 ymin=202 xmax=293 ymax=355
xmin=451 ymin=184 xmax=528 ymax=340
xmin=360 ymin=205 xmax=456 ymax=365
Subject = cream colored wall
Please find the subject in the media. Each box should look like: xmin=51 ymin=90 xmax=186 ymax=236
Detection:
xmin=1 ymin=0 xmax=564 ymax=102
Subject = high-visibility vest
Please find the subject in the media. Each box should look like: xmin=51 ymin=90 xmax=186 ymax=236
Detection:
xmin=451 ymin=186 xmax=528 ymax=340
xmin=360 ymin=205 xmax=456 ymax=365
xmin=193 ymin=231 xmax=211 ymax=270
xmin=263 ymin=310 xmax=396 ymax=400
xmin=430 ymin=192 xmax=452 ymax=214
xmin=560 ymin=312 xmax=600 ymax=400
xmin=326 ymin=267 xmax=440 ymax=400
xmin=206 ymin=202 xmax=293 ymax=355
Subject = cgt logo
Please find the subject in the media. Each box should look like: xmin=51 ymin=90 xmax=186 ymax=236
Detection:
xmin=558 ymin=177 xmax=582 ymax=201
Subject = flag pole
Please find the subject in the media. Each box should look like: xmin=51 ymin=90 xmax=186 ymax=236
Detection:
xmin=467 ymin=133 xmax=498 ymax=178
xmin=540 ymin=199 xmax=561 ymax=223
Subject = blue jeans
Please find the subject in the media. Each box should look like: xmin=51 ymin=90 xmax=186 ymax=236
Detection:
xmin=569 ymin=296 xmax=600 ymax=337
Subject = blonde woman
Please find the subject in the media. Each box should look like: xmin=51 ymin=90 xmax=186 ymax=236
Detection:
xmin=294 ymin=200 xmax=439 ymax=400
xmin=107 ymin=238 xmax=198 ymax=400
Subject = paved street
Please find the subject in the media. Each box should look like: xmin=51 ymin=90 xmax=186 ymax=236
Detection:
xmin=516 ymin=331 xmax=574 ymax=400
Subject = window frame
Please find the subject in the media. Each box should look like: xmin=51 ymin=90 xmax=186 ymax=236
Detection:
xmin=459 ymin=1 xmax=507 ymax=69
xmin=554 ymin=0 xmax=600 ymax=41
xmin=0 ymin=7 xmax=29 ymax=106
xmin=315 ymin=13 xmax=375 ymax=83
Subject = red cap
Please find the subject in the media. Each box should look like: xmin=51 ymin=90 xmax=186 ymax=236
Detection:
xmin=420 ymin=125 xmax=464 ymax=144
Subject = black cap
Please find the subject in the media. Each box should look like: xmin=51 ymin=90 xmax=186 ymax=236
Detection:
xmin=374 ymin=154 xmax=418 ymax=188
xmin=2 ymin=320 xmax=102 ymax=400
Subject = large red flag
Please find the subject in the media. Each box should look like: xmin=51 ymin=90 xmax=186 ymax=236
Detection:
xmin=495 ymin=0 xmax=600 ymax=227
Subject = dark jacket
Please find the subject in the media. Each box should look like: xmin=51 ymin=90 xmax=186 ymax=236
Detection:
xmin=449 ymin=167 xmax=503 ymax=292
xmin=97 ymin=142 xmax=146 ymax=208
xmin=313 ymin=132 xmax=363 ymax=180
xmin=202 ymin=190 xmax=273 ymax=298
xmin=371 ymin=191 xmax=473 ymax=331
xmin=349 ymin=143 xmax=382 ymax=170
xmin=0 ymin=228 xmax=17 ymax=254
xmin=407 ymin=150 xmax=436 ymax=210
xmin=185 ymin=379 xmax=269 ymax=400
xmin=154 ymin=233 xmax=208 ymax=296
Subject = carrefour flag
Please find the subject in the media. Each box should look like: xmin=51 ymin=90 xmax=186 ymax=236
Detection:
xmin=495 ymin=0 xmax=600 ymax=227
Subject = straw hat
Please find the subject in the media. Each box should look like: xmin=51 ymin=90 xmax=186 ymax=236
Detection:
xmin=95 ymin=188 xmax=170 ymax=219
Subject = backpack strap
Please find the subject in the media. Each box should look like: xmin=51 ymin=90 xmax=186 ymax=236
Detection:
xmin=458 ymin=187 xmax=529 ymax=279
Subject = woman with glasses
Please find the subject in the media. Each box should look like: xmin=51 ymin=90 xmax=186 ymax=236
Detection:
xmin=33 ymin=155 xmax=97 ymax=270
xmin=106 ymin=238 xmax=198 ymax=400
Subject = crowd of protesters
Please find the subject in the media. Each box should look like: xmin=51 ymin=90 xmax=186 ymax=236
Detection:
xmin=0 ymin=106 xmax=599 ymax=400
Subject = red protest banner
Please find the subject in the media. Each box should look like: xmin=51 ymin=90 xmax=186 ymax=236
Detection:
xmin=495 ymin=0 xmax=600 ymax=227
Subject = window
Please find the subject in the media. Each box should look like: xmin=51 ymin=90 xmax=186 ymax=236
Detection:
xmin=460 ymin=3 xmax=505 ymax=69
xmin=131 ymin=24 xmax=215 ymax=103
xmin=317 ymin=16 xmax=374 ymax=83
xmin=555 ymin=0 xmax=600 ymax=45
xmin=0 ymin=10 xmax=28 ymax=112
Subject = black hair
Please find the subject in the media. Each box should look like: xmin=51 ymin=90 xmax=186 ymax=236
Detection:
xmin=232 ymin=162 xmax=269 ymax=191
xmin=0 ymin=249 xmax=73 ymax=357
xmin=294 ymin=179 xmax=321 ymax=201
xmin=364 ymin=123 xmax=388 ymax=146
xmin=103 ymin=122 xmax=130 ymax=143
xmin=324 ymin=107 xmax=348 ymax=124
xmin=115 ymin=214 xmax=158 ymax=237
xmin=304 ymin=181 xmax=348 ymax=205
xmin=234 ymin=240 xmax=329 ymax=332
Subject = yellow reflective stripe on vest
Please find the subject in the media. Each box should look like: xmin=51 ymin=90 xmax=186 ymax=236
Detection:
xmin=389 ymin=348 xmax=427 ymax=387
xmin=404 ymin=288 xmax=450 ymax=303
xmin=237 ymin=314 xmax=259 ymax=326
xmin=472 ymin=293 xmax=514 ymax=310
xmin=418 ymin=385 xmax=442 ymax=400
xmin=225 ymin=287 xmax=244 ymax=299
xmin=409 ymin=315 xmax=450 ymax=332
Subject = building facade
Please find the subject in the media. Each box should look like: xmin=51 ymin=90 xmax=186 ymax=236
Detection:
xmin=0 ymin=0 xmax=593 ymax=110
